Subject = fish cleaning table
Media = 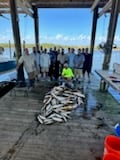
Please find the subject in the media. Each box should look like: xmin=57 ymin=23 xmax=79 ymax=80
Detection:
xmin=95 ymin=70 xmax=120 ymax=93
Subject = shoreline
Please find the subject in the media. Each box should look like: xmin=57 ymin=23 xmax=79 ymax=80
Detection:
xmin=0 ymin=43 xmax=120 ymax=50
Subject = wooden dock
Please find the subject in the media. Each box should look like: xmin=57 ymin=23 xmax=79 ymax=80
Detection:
xmin=0 ymin=78 xmax=119 ymax=160
xmin=95 ymin=70 xmax=120 ymax=93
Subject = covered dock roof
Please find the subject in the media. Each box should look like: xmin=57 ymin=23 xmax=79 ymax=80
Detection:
xmin=0 ymin=0 xmax=108 ymax=11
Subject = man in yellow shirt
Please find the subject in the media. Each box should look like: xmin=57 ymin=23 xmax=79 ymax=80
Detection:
xmin=61 ymin=63 xmax=74 ymax=88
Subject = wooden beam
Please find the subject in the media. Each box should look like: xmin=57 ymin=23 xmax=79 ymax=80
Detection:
xmin=33 ymin=6 xmax=39 ymax=51
xmin=90 ymin=6 xmax=99 ymax=71
xmin=17 ymin=0 xmax=33 ymax=17
xmin=98 ymin=0 xmax=112 ymax=18
xmin=9 ymin=0 xmax=22 ymax=59
xmin=102 ymin=0 xmax=120 ymax=70
xmin=0 ymin=8 xmax=29 ymax=14
xmin=91 ymin=0 xmax=100 ymax=11
xmin=22 ymin=0 xmax=32 ymax=9
xmin=9 ymin=0 xmax=25 ymax=82
xmin=33 ymin=1 xmax=106 ymax=8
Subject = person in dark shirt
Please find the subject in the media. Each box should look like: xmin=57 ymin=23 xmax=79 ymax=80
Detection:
xmin=48 ymin=47 xmax=59 ymax=81
xmin=53 ymin=47 xmax=59 ymax=81
xmin=83 ymin=48 xmax=92 ymax=82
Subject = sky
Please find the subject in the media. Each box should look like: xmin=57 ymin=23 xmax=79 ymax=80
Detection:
xmin=0 ymin=8 xmax=120 ymax=46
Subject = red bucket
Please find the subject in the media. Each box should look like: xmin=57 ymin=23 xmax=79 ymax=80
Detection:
xmin=104 ymin=135 xmax=120 ymax=156
xmin=103 ymin=153 xmax=120 ymax=160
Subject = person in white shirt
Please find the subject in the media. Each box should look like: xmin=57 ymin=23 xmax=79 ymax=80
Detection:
xmin=17 ymin=48 xmax=38 ymax=87
xmin=40 ymin=48 xmax=50 ymax=79
xmin=57 ymin=48 xmax=68 ymax=74
xmin=31 ymin=46 xmax=40 ymax=80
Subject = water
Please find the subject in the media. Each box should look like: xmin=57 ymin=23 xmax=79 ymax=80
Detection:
xmin=92 ymin=50 xmax=120 ymax=71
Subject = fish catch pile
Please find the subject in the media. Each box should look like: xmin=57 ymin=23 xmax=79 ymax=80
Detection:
xmin=37 ymin=85 xmax=85 ymax=125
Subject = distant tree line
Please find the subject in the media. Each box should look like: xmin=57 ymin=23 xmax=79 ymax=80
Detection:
xmin=0 ymin=43 xmax=120 ymax=50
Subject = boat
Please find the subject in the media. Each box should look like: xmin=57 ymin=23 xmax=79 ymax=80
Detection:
xmin=0 ymin=48 xmax=17 ymax=82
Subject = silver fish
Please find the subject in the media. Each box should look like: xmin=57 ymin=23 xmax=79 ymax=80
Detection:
xmin=52 ymin=104 xmax=64 ymax=109
xmin=37 ymin=115 xmax=43 ymax=124
xmin=54 ymin=86 xmax=64 ymax=92
xmin=46 ymin=104 xmax=52 ymax=111
xmin=73 ymin=92 xmax=85 ymax=98
xmin=48 ymin=113 xmax=62 ymax=119
xmin=44 ymin=118 xmax=54 ymax=125
xmin=51 ymin=98 xmax=57 ymax=105
xmin=77 ymin=97 xmax=84 ymax=104
xmin=62 ymin=115 xmax=67 ymax=122
xmin=39 ymin=115 xmax=46 ymax=121
xmin=45 ymin=96 xmax=52 ymax=105
xmin=51 ymin=92 xmax=65 ymax=102
xmin=51 ymin=116 xmax=63 ymax=122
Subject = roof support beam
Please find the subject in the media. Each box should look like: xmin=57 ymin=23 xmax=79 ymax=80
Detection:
xmin=102 ymin=0 xmax=120 ymax=70
xmin=17 ymin=0 xmax=33 ymax=17
xmin=91 ymin=0 xmax=100 ymax=11
xmin=33 ymin=6 xmax=39 ymax=51
xmin=9 ymin=0 xmax=25 ymax=82
xmin=90 ymin=6 xmax=99 ymax=71
xmin=9 ymin=0 xmax=22 ymax=59
xmin=98 ymin=0 xmax=112 ymax=18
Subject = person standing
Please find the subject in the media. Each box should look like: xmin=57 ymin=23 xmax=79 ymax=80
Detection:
xmin=31 ymin=47 xmax=40 ymax=80
xmin=68 ymin=48 xmax=75 ymax=72
xmin=40 ymin=48 xmax=50 ymax=79
xmin=48 ymin=47 xmax=57 ymax=80
xmin=73 ymin=48 xmax=85 ymax=82
xmin=83 ymin=48 xmax=92 ymax=82
xmin=17 ymin=48 xmax=38 ymax=87
xmin=53 ymin=46 xmax=59 ymax=81
xmin=57 ymin=48 xmax=68 ymax=74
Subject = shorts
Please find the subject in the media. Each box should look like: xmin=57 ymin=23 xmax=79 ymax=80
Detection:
xmin=28 ymin=71 xmax=36 ymax=80
xmin=41 ymin=67 xmax=49 ymax=73
xmin=83 ymin=68 xmax=91 ymax=74
xmin=74 ymin=68 xmax=83 ymax=78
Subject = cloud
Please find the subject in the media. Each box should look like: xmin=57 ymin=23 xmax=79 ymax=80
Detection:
xmin=40 ymin=34 xmax=91 ymax=45
xmin=6 ymin=29 xmax=12 ymax=34
xmin=55 ymin=34 xmax=63 ymax=40
xmin=0 ymin=32 xmax=120 ymax=46
xmin=114 ymin=35 xmax=120 ymax=42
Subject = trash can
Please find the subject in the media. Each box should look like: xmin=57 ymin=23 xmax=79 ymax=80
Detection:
xmin=103 ymin=153 xmax=120 ymax=160
xmin=104 ymin=135 xmax=120 ymax=156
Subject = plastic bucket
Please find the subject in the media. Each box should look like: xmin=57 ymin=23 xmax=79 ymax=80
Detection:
xmin=103 ymin=153 xmax=120 ymax=160
xmin=104 ymin=135 xmax=120 ymax=156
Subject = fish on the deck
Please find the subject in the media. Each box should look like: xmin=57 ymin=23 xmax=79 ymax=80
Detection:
xmin=37 ymin=85 xmax=85 ymax=125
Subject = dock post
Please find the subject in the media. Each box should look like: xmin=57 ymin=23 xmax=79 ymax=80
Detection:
xmin=102 ymin=0 xmax=120 ymax=70
xmin=90 ymin=6 xmax=98 ymax=71
xmin=33 ymin=6 xmax=39 ymax=51
xmin=9 ymin=0 xmax=25 ymax=82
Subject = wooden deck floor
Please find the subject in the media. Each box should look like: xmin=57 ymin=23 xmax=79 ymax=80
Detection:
xmin=0 ymin=76 xmax=120 ymax=160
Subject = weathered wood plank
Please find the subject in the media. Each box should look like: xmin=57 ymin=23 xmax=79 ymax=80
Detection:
xmin=0 ymin=80 xmax=119 ymax=160
xmin=95 ymin=70 xmax=120 ymax=92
